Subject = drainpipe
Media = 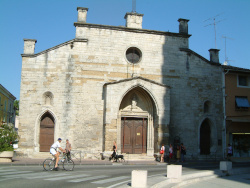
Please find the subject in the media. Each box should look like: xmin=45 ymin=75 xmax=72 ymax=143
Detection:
xmin=222 ymin=69 xmax=230 ymax=159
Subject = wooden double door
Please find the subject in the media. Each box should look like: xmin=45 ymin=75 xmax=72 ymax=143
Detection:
xmin=121 ymin=117 xmax=147 ymax=154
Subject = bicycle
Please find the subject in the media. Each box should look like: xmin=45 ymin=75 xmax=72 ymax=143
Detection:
xmin=43 ymin=153 xmax=74 ymax=171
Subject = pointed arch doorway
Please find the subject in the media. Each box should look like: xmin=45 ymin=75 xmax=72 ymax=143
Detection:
xmin=119 ymin=87 xmax=155 ymax=155
xmin=200 ymin=119 xmax=211 ymax=155
xmin=39 ymin=112 xmax=55 ymax=152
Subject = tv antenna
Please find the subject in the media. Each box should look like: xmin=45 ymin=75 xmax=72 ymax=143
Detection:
xmin=132 ymin=0 xmax=136 ymax=13
xmin=204 ymin=13 xmax=225 ymax=49
xmin=222 ymin=35 xmax=234 ymax=65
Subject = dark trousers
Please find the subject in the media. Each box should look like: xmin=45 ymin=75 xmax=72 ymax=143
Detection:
xmin=66 ymin=151 xmax=71 ymax=159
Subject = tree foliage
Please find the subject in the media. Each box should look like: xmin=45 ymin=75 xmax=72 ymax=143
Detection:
xmin=14 ymin=100 xmax=19 ymax=116
xmin=0 ymin=124 xmax=19 ymax=152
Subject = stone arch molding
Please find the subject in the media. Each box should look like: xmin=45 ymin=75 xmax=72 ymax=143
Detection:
xmin=103 ymin=77 xmax=170 ymax=125
xmin=197 ymin=117 xmax=218 ymax=154
xmin=34 ymin=108 xmax=59 ymax=153
xmin=103 ymin=77 xmax=170 ymax=156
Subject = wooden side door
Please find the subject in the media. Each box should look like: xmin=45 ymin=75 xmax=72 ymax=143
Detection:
xmin=39 ymin=114 xmax=54 ymax=152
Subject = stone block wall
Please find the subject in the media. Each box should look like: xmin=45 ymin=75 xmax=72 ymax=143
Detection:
xmin=19 ymin=17 xmax=223 ymax=158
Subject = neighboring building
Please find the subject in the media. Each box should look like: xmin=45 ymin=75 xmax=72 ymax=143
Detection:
xmin=18 ymin=7 xmax=224 ymax=159
xmin=0 ymin=84 xmax=16 ymax=125
xmin=223 ymin=65 xmax=250 ymax=157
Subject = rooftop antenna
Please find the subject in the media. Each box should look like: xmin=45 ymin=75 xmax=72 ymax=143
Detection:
xmin=222 ymin=35 xmax=234 ymax=65
xmin=132 ymin=0 xmax=136 ymax=13
xmin=204 ymin=13 xmax=225 ymax=49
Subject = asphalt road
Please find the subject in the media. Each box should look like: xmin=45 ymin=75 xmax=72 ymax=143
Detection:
xmin=0 ymin=162 xmax=248 ymax=188
xmin=0 ymin=165 xmax=166 ymax=188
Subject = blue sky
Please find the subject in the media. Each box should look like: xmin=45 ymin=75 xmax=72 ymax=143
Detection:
xmin=0 ymin=0 xmax=250 ymax=100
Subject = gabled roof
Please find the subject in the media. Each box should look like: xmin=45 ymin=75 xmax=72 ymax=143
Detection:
xmin=179 ymin=48 xmax=221 ymax=66
xmin=21 ymin=38 xmax=88 ymax=57
xmin=222 ymin=65 xmax=250 ymax=73
xmin=103 ymin=76 xmax=170 ymax=88
xmin=74 ymin=22 xmax=192 ymax=38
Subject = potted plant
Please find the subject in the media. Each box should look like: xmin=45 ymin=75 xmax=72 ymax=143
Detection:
xmin=0 ymin=123 xmax=19 ymax=162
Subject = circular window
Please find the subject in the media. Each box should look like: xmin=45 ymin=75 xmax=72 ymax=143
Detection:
xmin=126 ymin=47 xmax=142 ymax=64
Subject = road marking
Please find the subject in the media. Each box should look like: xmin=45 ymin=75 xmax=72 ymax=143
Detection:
xmin=25 ymin=172 xmax=69 ymax=179
xmin=68 ymin=175 xmax=108 ymax=183
xmin=106 ymin=173 xmax=165 ymax=188
xmin=2 ymin=172 xmax=48 ymax=178
xmin=92 ymin=176 xmax=129 ymax=184
xmin=0 ymin=169 xmax=17 ymax=172
xmin=0 ymin=171 xmax=32 ymax=175
xmin=45 ymin=174 xmax=89 ymax=181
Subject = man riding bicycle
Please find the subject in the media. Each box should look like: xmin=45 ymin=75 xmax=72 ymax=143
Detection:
xmin=50 ymin=138 xmax=66 ymax=171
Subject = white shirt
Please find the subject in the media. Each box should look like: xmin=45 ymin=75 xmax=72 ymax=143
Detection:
xmin=228 ymin=146 xmax=232 ymax=154
xmin=51 ymin=141 xmax=61 ymax=150
xmin=161 ymin=146 xmax=165 ymax=151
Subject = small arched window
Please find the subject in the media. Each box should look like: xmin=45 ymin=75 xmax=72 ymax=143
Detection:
xmin=204 ymin=101 xmax=211 ymax=113
xmin=43 ymin=91 xmax=54 ymax=106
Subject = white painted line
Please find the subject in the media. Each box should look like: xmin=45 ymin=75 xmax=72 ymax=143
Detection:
xmin=0 ymin=171 xmax=32 ymax=175
xmin=92 ymin=176 xmax=129 ymax=184
xmin=68 ymin=175 xmax=108 ymax=183
xmin=2 ymin=172 xmax=48 ymax=178
xmin=25 ymin=173 xmax=69 ymax=179
xmin=106 ymin=173 xmax=165 ymax=188
xmin=0 ymin=169 xmax=17 ymax=172
xmin=45 ymin=174 xmax=89 ymax=181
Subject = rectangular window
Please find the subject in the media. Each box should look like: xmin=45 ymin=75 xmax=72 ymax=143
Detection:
xmin=235 ymin=96 xmax=250 ymax=110
xmin=238 ymin=75 xmax=250 ymax=87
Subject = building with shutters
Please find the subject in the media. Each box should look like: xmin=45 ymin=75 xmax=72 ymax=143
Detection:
xmin=0 ymin=84 xmax=16 ymax=125
xmin=18 ymin=7 xmax=224 ymax=159
xmin=223 ymin=65 xmax=250 ymax=157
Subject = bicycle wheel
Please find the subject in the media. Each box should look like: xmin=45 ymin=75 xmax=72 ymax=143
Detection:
xmin=63 ymin=159 xmax=74 ymax=171
xmin=43 ymin=158 xmax=55 ymax=171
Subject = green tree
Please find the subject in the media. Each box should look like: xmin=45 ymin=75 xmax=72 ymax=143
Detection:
xmin=0 ymin=124 xmax=19 ymax=152
xmin=14 ymin=100 xmax=19 ymax=116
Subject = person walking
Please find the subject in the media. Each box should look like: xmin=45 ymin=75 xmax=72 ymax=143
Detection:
xmin=176 ymin=145 xmax=180 ymax=162
xmin=160 ymin=144 xmax=165 ymax=162
xmin=65 ymin=139 xmax=72 ymax=159
xmin=111 ymin=141 xmax=117 ymax=162
xmin=180 ymin=143 xmax=186 ymax=162
xmin=169 ymin=144 xmax=173 ymax=163
xmin=227 ymin=144 xmax=233 ymax=160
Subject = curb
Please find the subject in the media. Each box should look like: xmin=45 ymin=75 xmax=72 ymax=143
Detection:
xmin=151 ymin=167 xmax=250 ymax=188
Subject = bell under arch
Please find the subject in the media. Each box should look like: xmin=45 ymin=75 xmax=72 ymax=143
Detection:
xmin=117 ymin=86 xmax=157 ymax=155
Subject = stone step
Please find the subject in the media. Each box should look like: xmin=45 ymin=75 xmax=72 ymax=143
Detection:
xmin=31 ymin=152 xmax=53 ymax=159
xmin=122 ymin=154 xmax=155 ymax=161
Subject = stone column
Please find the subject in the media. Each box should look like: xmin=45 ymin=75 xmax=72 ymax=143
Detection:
xmin=77 ymin=7 xmax=89 ymax=23
xmin=124 ymin=12 xmax=144 ymax=29
xmin=178 ymin=18 xmax=189 ymax=34
xmin=23 ymin=39 xmax=37 ymax=55
xmin=209 ymin=49 xmax=220 ymax=63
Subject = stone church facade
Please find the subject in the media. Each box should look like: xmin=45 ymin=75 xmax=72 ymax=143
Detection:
xmin=18 ymin=7 xmax=224 ymax=159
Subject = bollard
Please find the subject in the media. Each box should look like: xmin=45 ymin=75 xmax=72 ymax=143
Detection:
xmin=220 ymin=161 xmax=232 ymax=171
xmin=167 ymin=165 xmax=182 ymax=179
xmin=131 ymin=170 xmax=147 ymax=188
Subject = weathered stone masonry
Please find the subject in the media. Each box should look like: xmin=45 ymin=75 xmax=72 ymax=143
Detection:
xmin=18 ymin=7 xmax=224 ymax=159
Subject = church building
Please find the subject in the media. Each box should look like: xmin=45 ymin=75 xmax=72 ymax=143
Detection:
xmin=18 ymin=7 xmax=224 ymax=159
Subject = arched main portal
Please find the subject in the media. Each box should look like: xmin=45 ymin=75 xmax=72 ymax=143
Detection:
xmin=200 ymin=118 xmax=211 ymax=155
xmin=39 ymin=112 xmax=55 ymax=152
xmin=119 ymin=87 xmax=156 ymax=154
